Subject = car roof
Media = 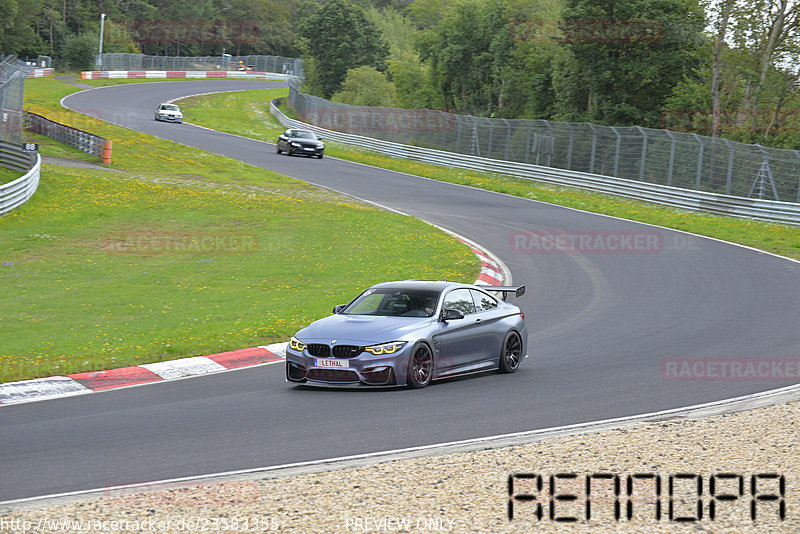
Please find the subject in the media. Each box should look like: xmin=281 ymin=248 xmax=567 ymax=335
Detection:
xmin=368 ymin=280 xmax=476 ymax=293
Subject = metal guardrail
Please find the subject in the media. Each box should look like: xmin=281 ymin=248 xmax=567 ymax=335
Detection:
xmin=0 ymin=143 xmax=40 ymax=216
xmin=270 ymin=99 xmax=800 ymax=225
xmin=288 ymin=85 xmax=800 ymax=206
xmin=80 ymin=71 xmax=300 ymax=83
xmin=98 ymin=53 xmax=303 ymax=77
xmin=26 ymin=68 xmax=54 ymax=78
xmin=26 ymin=112 xmax=112 ymax=164
xmin=0 ymin=140 xmax=35 ymax=172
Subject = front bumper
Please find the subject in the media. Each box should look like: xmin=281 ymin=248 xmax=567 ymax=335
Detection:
xmin=285 ymin=344 xmax=411 ymax=386
xmin=287 ymin=143 xmax=323 ymax=156
xmin=157 ymin=114 xmax=182 ymax=122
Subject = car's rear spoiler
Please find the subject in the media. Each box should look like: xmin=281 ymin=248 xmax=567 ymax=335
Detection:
xmin=488 ymin=285 xmax=526 ymax=300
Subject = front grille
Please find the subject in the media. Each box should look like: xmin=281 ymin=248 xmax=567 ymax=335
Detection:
xmin=307 ymin=344 xmax=330 ymax=357
xmin=333 ymin=345 xmax=362 ymax=358
xmin=307 ymin=369 xmax=360 ymax=382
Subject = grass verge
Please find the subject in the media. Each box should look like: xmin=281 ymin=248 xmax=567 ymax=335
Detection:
xmin=0 ymin=77 xmax=478 ymax=383
xmin=0 ymin=166 xmax=22 ymax=184
xmin=179 ymin=89 xmax=800 ymax=261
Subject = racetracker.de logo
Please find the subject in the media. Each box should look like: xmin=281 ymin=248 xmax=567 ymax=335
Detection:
xmin=661 ymin=358 xmax=800 ymax=381
xmin=510 ymin=19 xmax=664 ymax=44
xmin=104 ymin=232 xmax=258 ymax=254
xmin=127 ymin=20 xmax=259 ymax=45
xmin=661 ymin=109 xmax=800 ymax=134
xmin=510 ymin=230 xmax=663 ymax=254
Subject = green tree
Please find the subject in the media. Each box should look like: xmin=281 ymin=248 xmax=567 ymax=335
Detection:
xmin=103 ymin=21 xmax=142 ymax=54
xmin=556 ymin=0 xmax=706 ymax=127
xmin=0 ymin=0 xmax=45 ymax=57
xmin=387 ymin=49 xmax=440 ymax=109
xmin=666 ymin=0 xmax=800 ymax=148
xmin=407 ymin=0 xmax=455 ymax=28
xmin=418 ymin=0 xmax=513 ymax=115
xmin=331 ymin=65 xmax=397 ymax=106
xmin=298 ymin=0 xmax=389 ymax=97
xmin=0 ymin=0 xmax=20 ymax=52
xmin=366 ymin=6 xmax=416 ymax=58
xmin=60 ymin=32 xmax=98 ymax=70
xmin=223 ymin=0 xmax=299 ymax=56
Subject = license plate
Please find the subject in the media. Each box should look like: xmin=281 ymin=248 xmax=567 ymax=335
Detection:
xmin=315 ymin=358 xmax=349 ymax=368
xmin=303 ymin=147 xmax=315 ymax=151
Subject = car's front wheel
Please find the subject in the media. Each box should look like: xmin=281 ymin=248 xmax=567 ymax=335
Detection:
xmin=407 ymin=343 xmax=433 ymax=389
xmin=498 ymin=331 xmax=522 ymax=373
xmin=276 ymin=144 xmax=282 ymax=154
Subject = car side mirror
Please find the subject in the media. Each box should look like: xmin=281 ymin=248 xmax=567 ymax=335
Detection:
xmin=333 ymin=304 xmax=346 ymax=314
xmin=440 ymin=308 xmax=464 ymax=321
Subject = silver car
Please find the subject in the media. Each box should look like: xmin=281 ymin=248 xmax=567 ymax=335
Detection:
xmin=154 ymin=103 xmax=183 ymax=123
xmin=286 ymin=280 xmax=527 ymax=388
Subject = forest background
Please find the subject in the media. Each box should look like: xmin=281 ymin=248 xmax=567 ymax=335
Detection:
xmin=2 ymin=0 xmax=798 ymax=148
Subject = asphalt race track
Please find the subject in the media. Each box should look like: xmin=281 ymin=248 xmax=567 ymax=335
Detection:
xmin=2 ymin=80 xmax=799 ymax=502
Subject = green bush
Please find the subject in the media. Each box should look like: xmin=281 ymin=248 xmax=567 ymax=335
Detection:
xmin=331 ymin=66 xmax=396 ymax=107
xmin=60 ymin=33 xmax=99 ymax=71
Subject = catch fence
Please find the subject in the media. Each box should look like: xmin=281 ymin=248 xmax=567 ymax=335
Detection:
xmin=98 ymin=53 xmax=303 ymax=77
xmin=288 ymin=86 xmax=800 ymax=204
xmin=0 ymin=55 xmax=31 ymax=145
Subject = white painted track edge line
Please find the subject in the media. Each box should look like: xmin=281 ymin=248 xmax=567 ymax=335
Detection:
xmin=25 ymin=85 xmax=797 ymax=507
xmin=5 ymin=381 xmax=800 ymax=510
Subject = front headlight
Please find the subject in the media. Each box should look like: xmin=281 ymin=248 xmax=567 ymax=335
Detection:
xmin=364 ymin=341 xmax=407 ymax=355
xmin=289 ymin=336 xmax=307 ymax=351
xmin=290 ymin=142 xmax=301 ymax=147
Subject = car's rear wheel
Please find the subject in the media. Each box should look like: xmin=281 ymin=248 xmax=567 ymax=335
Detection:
xmin=498 ymin=331 xmax=522 ymax=373
xmin=407 ymin=343 xmax=433 ymax=389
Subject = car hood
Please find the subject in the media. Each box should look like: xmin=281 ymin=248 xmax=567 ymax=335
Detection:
xmin=295 ymin=314 xmax=433 ymax=344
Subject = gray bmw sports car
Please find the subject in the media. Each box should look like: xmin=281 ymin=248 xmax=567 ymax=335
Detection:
xmin=286 ymin=280 xmax=527 ymax=388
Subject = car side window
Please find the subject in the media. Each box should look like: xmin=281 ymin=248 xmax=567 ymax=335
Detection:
xmin=442 ymin=288 xmax=475 ymax=315
xmin=471 ymin=289 xmax=498 ymax=312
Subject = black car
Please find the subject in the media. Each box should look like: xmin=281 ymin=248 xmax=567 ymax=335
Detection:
xmin=276 ymin=129 xmax=324 ymax=158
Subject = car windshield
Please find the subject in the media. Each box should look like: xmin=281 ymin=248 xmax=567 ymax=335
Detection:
xmin=161 ymin=105 xmax=179 ymax=111
xmin=342 ymin=288 xmax=440 ymax=317
xmin=291 ymin=131 xmax=316 ymax=139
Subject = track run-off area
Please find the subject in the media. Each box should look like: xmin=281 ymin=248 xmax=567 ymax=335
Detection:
xmin=2 ymin=79 xmax=800 ymax=503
